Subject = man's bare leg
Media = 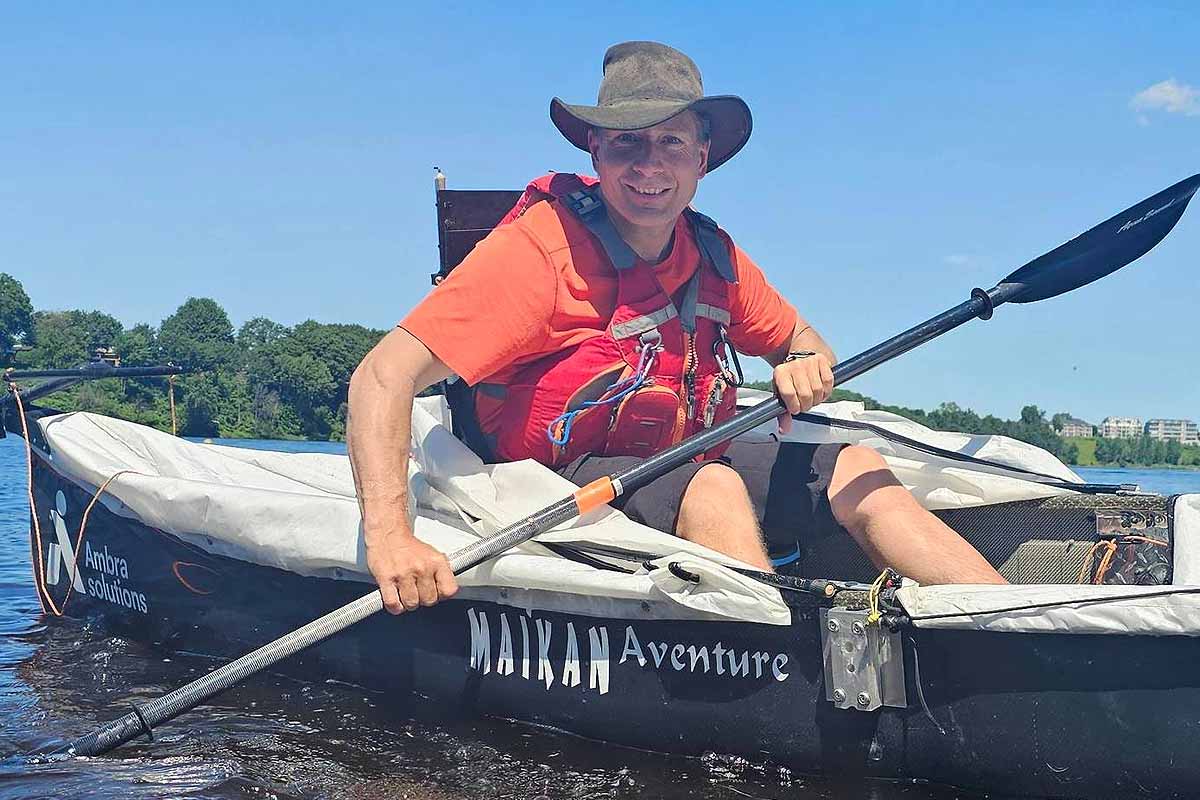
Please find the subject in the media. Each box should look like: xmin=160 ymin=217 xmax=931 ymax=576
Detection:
xmin=675 ymin=463 xmax=773 ymax=571
xmin=828 ymin=445 xmax=1007 ymax=585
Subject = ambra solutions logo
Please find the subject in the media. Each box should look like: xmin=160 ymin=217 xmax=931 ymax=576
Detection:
xmin=44 ymin=490 xmax=148 ymax=614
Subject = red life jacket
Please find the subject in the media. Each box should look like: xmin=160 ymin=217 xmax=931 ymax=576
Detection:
xmin=460 ymin=173 xmax=743 ymax=467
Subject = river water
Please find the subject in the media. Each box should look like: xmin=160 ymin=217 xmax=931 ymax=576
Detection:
xmin=2 ymin=432 xmax=1199 ymax=800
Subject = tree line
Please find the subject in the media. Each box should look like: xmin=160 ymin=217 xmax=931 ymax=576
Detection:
xmin=747 ymin=383 xmax=1200 ymax=469
xmin=2 ymin=273 xmax=384 ymax=440
xmin=4 ymin=271 xmax=1197 ymax=464
xmin=745 ymin=383 xmax=1080 ymax=463
xmin=1089 ymin=436 xmax=1200 ymax=468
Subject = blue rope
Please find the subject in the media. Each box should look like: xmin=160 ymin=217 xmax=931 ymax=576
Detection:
xmin=548 ymin=346 xmax=656 ymax=447
xmin=769 ymin=545 xmax=802 ymax=568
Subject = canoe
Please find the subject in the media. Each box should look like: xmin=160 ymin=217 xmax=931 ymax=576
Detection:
xmin=7 ymin=391 xmax=1200 ymax=800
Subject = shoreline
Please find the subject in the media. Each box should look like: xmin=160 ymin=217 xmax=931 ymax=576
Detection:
xmin=1073 ymin=463 xmax=1200 ymax=473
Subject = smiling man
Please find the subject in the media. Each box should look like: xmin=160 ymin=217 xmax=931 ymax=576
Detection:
xmin=348 ymin=41 xmax=1005 ymax=616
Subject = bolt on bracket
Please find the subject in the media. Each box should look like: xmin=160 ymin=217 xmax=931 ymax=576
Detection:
xmin=820 ymin=607 xmax=907 ymax=712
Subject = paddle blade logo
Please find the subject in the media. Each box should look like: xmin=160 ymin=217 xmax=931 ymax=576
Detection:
xmin=1117 ymin=197 xmax=1178 ymax=234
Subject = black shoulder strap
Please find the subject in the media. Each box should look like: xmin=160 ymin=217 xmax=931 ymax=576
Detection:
xmin=561 ymin=186 xmax=639 ymax=271
xmin=562 ymin=188 xmax=738 ymax=285
xmin=684 ymin=208 xmax=738 ymax=283
xmin=678 ymin=270 xmax=701 ymax=334
xmin=443 ymin=378 xmax=495 ymax=463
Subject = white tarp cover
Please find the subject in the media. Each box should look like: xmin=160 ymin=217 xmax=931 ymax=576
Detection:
xmin=37 ymin=404 xmax=791 ymax=625
xmin=1172 ymin=494 xmax=1200 ymax=584
xmin=740 ymin=390 xmax=1081 ymax=510
xmin=34 ymin=397 xmax=1200 ymax=635
xmin=897 ymin=583 xmax=1200 ymax=637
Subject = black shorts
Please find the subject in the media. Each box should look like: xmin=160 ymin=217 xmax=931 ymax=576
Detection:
xmin=554 ymin=438 xmax=847 ymax=566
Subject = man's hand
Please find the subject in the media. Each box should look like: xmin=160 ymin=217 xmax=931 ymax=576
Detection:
xmin=772 ymin=352 xmax=834 ymax=434
xmin=349 ymin=327 xmax=459 ymax=615
xmin=366 ymin=531 xmax=459 ymax=614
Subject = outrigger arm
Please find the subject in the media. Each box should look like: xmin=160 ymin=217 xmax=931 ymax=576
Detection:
xmin=3 ymin=364 xmax=185 ymax=444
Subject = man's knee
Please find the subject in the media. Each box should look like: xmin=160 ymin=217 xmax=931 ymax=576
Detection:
xmin=680 ymin=462 xmax=750 ymax=515
xmin=829 ymin=444 xmax=902 ymax=528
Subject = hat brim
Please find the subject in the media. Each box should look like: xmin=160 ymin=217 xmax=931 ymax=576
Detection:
xmin=550 ymin=94 xmax=752 ymax=173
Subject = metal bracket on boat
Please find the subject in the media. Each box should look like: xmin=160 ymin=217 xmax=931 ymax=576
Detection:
xmin=820 ymin=608 xmax=907 ymax=712
xmin=1095 ymin=509 xmax=1168 ymax=538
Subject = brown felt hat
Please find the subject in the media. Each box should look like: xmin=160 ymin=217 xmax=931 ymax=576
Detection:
xmin=550 ymin=41 xmax=753 ymax=172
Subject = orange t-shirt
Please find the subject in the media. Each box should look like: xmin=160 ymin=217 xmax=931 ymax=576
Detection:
xmin=401 ymin=200 xmax=798 ymax=386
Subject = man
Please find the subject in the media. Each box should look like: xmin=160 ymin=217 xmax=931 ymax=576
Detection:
xmin=348 ymin=41 xmax=1006 ymax=615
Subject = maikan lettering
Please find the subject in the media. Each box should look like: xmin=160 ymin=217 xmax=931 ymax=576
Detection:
xmin=466 ymin=608 xmax=790 ymax=695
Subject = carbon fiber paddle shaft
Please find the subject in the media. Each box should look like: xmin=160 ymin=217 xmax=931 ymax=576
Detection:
xmin=68 ymin=494 xmax=582 ymax=756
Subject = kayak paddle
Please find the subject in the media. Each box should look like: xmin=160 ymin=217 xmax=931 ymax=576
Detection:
xmin=60 ymin=172 xmax=1199 ymax=757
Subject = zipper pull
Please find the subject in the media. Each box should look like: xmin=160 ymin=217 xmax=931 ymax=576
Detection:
xmin=685 ymin=333 xmax=698 ymax=421
xmin=703 ymin=378 xmax=726 ymax=428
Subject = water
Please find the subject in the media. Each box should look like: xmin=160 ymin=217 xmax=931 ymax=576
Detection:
xmin=1075 ymin=465 xmax=1200 ymax=495
xmin=3 ymin=434 xmax=1200 ymax=799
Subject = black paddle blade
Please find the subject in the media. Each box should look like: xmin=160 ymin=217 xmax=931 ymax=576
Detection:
xmin=994 ymin=173 xmax=1199 ymax=305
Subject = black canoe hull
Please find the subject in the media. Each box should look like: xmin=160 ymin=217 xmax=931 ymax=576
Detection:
xmin=24 ymin=445 xmax=1200 ymax=800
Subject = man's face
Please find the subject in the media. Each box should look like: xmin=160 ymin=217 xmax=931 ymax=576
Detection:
xmin=588 ymin=111 xmax=710 ymax=233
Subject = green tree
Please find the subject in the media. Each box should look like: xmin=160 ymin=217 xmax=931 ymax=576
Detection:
xmin=23 ymin=312 xmax=83 ymax=368
xmin=77 ymin=310 xmax=124 ymax=353
xmin=22 ymin=309 xmax=123 ymax=369
xmin=113 ymin=323 xmax=159 ymax=366
xmin=0 ymin=273 xmax=34 ymax=358
xmin=159 ymin=298 xmax=236 ymax=371
xmin=244 ymin=320 xmax=385 ymax=439
xmin=178 ymin=372 xmax=222 ymax=437
xmin=237 ymin=317 xmax=288 ymax=370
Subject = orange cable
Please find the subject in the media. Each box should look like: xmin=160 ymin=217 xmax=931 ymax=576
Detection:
xmin=168 ymin=373 xmax=177 ymax=436
xmin=1092 ymin=543 xmax=1118 ymax=585
xmin=1078 ymin=540 xmax=1116 ymax=585
xmin=9 ymin=382 xmax=140 ymax=616
xmin=1077 ymin=533 xmax=1170 ymax=585
xmin=55 ymin=469 xmax=138 ymax=613
xmin=10 ymin=383 xmax=56 ymax=615
xmin=1123 ymin=535 xmax=1169 ymax=547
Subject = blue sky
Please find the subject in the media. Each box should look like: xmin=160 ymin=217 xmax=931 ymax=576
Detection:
xmin=3 ymin=3 xmax=1198 ymax=423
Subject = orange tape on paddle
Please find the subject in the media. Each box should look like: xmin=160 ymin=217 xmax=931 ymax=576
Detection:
xmin=573 ymin=477 xmax=616 ymax=515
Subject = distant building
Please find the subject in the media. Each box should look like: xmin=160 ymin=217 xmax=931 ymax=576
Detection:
xmin=1144 ymin=418 xmax=1199 ymax=445
xmin=1059 ymin=418 xmax=1093 ymax=438
xmin=1100 ymin=416 xmax=1142 ymax=439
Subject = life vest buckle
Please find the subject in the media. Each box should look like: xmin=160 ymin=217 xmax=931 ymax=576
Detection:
xmin=638 ymin=329 xmax=663 ymax=353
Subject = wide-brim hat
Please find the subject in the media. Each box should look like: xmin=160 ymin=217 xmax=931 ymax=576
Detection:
xmin=550 ymin=41 xmax=752 ymax=173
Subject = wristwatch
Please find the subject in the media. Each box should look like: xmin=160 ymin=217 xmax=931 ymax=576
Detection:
xmin=784 ymin=351 xmax=818 ymax=362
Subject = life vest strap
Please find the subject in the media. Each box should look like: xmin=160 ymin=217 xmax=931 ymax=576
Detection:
xmin=678 ymin=270 xmax=701 ymax=334
xmin=611 ymin=305 xmax=678 ymax=340
xmin=444 ymin=376 xmax=497 ymax=462
xmin=695 ymin=303 xmax=731 ymax=325
xmin=685 ymin=209 xmax=738 ymax=283
xmin=562 ymin=185 xmax=738 ymax=286
xmin=563 ymin=188 xmax=639 ymax=271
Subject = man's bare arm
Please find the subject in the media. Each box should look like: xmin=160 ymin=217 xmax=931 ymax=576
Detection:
xmin=763 ymin=317 xmax=836 ymax=367
xmin=763 ymin=318 xmax=836 ymax=431
xmin=347 ymin=326 xmax=457 ymax=614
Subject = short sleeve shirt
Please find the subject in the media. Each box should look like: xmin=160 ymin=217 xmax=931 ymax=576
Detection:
xmin=401 ymin=200 xmax=797 ymax=385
